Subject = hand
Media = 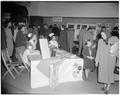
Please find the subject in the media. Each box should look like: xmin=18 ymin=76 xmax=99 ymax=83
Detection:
xmin=86 ymin=56 xmax=90 ymax=59
xmin=95 ymin=60 xmax=98 ymax=67
xmin=95 ymin=63 xmax=98 ymax=67
xmin=90 ymin=56 xmax=94 ymax=60
xmin=87 ymin=56 xmax=94 ymax=60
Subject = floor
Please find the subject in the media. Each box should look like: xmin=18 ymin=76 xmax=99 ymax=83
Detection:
xmin=1 ymin=62 xmax=119 ymax=94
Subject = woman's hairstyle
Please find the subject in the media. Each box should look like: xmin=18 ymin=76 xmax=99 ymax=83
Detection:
xmin=4 ymin=20 xmax=11 ymax=28
xmin=113 ymin=26 xmax=118 ymax=31
xmin=96 ymin=29 xmax=106 ymax=40
xmin=18 ymin=25 xmax=25 ymax=30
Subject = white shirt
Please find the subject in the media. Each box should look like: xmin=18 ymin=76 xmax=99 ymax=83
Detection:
xmin=49 ymin=40 xmax=58 ymax=48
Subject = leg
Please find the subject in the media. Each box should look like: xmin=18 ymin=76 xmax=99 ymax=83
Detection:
xmin=106 ymin=83 xmax=111 ymax=91
xmin=85 ymin=69 xmax=90 ymax=79
xmin=104 ymin=84 xmax=110 ymax=94
xmin=16 ymin=46 xmax=25 ymax=63
xmin=101 ymin=83 xmax=107 ymax=91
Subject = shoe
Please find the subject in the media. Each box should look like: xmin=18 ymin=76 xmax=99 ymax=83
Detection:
xmin=104 ymin=90 xmax=109 ymax=94
xmin=101 ymin=87 xmax=106 ymax=91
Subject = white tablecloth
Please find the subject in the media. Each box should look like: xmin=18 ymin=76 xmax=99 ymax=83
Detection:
xmin=28 ymin=50 xmax=84 ymax=89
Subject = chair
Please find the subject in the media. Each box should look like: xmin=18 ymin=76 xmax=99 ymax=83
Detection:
xmin=19 ymin=53 xmax=30 ymax=72
xmin=1 ymin=49 xmax=23 ymax=79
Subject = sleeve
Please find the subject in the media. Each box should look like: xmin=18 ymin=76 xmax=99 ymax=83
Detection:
xmin=82 ymin=47 xmax=88 ymax=58
xmin=78 ymin=30 xmax=83 ymax=55
xmin=91 ymin=42 xmax=97 ymax=58
xmin=95 ymin=39 xmax=101 ymax=64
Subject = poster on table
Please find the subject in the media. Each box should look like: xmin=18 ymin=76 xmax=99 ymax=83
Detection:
xmin=58 ymin=59 xmax=84 ymax=83
xmin=39 ymin=38 xmax=51 ymax=59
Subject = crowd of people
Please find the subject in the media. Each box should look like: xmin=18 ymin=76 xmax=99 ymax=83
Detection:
xmin=1 ymin=20 xmax=119 ymax=94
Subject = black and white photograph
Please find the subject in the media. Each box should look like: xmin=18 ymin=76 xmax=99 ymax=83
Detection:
xmin=1 ymin=1 xmax=119 ymax=94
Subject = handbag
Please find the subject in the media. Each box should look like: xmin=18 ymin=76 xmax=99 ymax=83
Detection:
xmin=114 ymin=66 xmax=119 ymax=74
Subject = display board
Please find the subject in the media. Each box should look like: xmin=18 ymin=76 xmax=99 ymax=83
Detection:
xmin=39 ymin=38 xmax=51 ymax=59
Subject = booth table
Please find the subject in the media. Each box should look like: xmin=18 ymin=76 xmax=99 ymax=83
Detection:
xmin=28 ymin=50 xmax=84 ymax=89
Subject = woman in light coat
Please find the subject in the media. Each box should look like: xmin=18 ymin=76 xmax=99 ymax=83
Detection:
xmin=95 ymin=31 xmax=116 ymax=94
xmin=4 ymin=21 xmax=14 ymax=57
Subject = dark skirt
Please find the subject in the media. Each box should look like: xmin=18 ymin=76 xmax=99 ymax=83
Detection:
xmin=83 ymin=57 xmax=95 ymax=71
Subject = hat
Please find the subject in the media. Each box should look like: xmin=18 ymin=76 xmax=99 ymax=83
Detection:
xmin=28 ymin=33 xmax=32 ymax=38
xmin=49 ymin=33 xmax=54 ymax=37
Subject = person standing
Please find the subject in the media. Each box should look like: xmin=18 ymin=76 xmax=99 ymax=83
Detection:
xmin=95 ymin=31 xmax=116 ymax=94
xmin=15 ymin=25 xmax=28 ymax=63
xmin=4 ymin=20 xmax=14 ymax=57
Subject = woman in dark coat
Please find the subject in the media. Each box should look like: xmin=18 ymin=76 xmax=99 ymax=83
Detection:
xmin=82 ymin=40 xmax=96 ymax=79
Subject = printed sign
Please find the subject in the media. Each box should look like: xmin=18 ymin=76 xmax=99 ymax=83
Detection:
xmin=53 ymin=16 xmax=62 ymax=22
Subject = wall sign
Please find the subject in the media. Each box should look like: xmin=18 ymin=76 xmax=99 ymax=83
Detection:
xmin=52 ymin=16 xmax=62 ymax=22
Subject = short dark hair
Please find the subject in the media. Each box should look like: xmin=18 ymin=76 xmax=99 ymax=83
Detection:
xmin=18 ymin=25 xmax=25 ymax=30
xmin=113 ymin=26 xmax=118 ymax=31
xmin=4 ymin=20 xmax=11 ymax=28
xmin=111 ymin=31 xmax=119 ymax=38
